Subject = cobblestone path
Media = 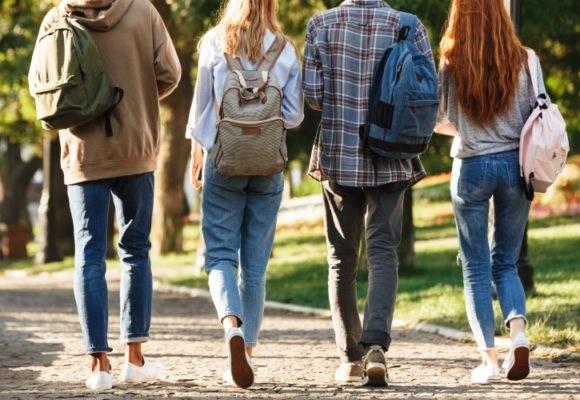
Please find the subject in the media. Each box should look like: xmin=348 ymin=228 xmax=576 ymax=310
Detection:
xmin=0 ymin=272 xmax=578 ymax=399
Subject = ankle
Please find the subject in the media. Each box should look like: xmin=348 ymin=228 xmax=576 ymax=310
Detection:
xmin=480 ymin=349 xmax=499 ymax=367
xmin=508 ymin=318 xmax=526 ymax=340
xmin=126 ymin=343 xmax=144 ymax=366
xmin=222 ymin=316 xmax=239 ymax=333
xmin=90 ymin=353 xmax=110 ymax=373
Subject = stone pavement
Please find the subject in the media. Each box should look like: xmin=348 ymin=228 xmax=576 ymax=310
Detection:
xmin=0 ymin=272 xmax=578 ymax=400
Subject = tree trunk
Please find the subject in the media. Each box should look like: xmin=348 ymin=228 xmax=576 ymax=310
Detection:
xmin=36 ymin=136 xmax=63 ymax=263
xmin=0 ymin=139 xmax=41 ymax=259
xmin=398 ymin=188 xmax=415 ymax=273
xmin=150 ymin=0 xmax=195 ymax=255
xmin=52 ymin=139 xmax=74 ymax=257
xmin=517 ymin=225 xmax=534 ymax=294
xmin=151 ymin=56 xmax=193 ymax=254
xmin=0 ymin=141 xmax=41 ymax=225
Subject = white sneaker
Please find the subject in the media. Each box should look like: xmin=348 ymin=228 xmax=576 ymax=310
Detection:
xmin=335 ymin=362 xmax=363 ymax=383
xmin=222 ymin=360 xmax=256 ymax=386
xmin=471 ymin=363 xmax=501 ymax=384
xmin=85 ymin=371 xmax=113 ymax=391
xmin=225 ymin=327 xmax=254 ymax=389
xmin=502 ymin=332 xmax=530 ymax=381
xmin=120 ymin=358 xmax=159 ymax=383
xmin=222 ymin=368 xmax=235 ymax=386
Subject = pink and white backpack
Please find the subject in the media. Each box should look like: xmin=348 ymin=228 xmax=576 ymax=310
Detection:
xmin=519 ymin=48 xmax=569 ymax=200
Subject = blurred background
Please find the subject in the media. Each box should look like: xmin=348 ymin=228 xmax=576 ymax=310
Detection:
xmin=0 ymin=0 xmax=578 ymax=353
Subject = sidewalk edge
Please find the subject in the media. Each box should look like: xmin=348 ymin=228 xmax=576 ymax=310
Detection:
xmin=154 ymin=280 xmax=577 ymax=359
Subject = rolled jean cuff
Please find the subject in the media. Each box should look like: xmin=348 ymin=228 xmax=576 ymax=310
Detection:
xmin=219 ymin=312 xmax=243 ymax=327
xmin=505 ymin=315 xmax=527 ymax=330
xmin=120 ymin=335 xmax=149 ymax=344
xmin=360 ymin=329 xmax=392 ymax=352
xmin=86 ymin=345 xmax=113 ymax=354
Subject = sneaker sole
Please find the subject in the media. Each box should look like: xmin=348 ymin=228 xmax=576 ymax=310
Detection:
xmin=120 ymin=375 xmax=156 ymax=383
xmin=362 ymin=363 xmax=388 ymax=387
xmin=229 ymin=335 xmax=254 ymax=389
xmin=85 ymin=378 xmax=113 ymax=391
xmin=471 ymin=375 xmax=501 ymax=385
xmin=335 ymin=376 xmax=362 ymax=383
xmin=507 ymin=346 xmax=530 ymax=381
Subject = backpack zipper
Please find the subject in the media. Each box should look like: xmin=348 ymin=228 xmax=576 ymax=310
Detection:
xmin=396 ymin=63 xmax=403 ymax=81
xmin=390 ymin=62 xmax=404 ymax=103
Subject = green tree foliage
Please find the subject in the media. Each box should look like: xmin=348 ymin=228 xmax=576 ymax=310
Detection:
xmin=0 ymin=0 xmax=52 ymax=144
xmin=0 ymin=0 xmax=49 ymax=230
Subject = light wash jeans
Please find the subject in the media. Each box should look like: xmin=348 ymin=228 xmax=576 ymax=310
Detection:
xmin=202 ymin=158 xmax=283 ymax=347
xmin=451 ymin=150 xmax=529 ymax=350
xmin=68 ymin=173 xmax=154 ymax=354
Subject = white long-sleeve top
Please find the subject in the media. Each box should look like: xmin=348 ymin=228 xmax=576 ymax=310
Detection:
xmin=186 ymin=28 xmax=304 ymax=150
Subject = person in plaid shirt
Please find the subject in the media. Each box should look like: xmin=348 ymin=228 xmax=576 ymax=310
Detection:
xmin=303 ymin=0 xmax=435 ymax=386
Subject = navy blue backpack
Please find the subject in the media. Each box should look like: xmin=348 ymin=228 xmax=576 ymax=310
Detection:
xmin=360 ymin=12 xmax=439 ymax=160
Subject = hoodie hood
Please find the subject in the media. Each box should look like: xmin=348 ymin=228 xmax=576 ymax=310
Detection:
xmin=62 ymin=0 xmax=134 ymax=31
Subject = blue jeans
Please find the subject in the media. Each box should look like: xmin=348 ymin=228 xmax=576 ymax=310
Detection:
xmin=451 ymin=150 xmax=529 ymax=350
xmin=68 ymin=173 xmax=154 ymax=354
xmin=202 ymin=159 xmax=283 ymax=347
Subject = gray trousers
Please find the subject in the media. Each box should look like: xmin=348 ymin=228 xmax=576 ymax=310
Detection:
xmin=322 ymin=180 xmax=406 ymax=363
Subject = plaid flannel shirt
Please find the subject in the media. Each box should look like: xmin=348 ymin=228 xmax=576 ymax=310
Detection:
xmin=303 ymin=0 xmax=434 ymax=187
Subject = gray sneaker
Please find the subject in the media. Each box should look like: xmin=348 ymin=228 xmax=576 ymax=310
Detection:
xmin=361 ymin=345 xmax=388 ymax=387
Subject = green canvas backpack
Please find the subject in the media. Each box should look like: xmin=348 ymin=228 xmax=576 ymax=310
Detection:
xmin=29 ymin=15 xmax=123 ymax=136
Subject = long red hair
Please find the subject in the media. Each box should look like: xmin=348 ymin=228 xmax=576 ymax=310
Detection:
xmin=440 ymin=0 xmax=528 ymax=125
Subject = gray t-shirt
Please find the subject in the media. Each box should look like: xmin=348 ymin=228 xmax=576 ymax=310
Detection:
xmin=438 ymin=55 xmax=547 ymax=159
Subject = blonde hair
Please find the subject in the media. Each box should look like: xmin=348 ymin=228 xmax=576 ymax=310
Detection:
xmin=440 ymin=0 xmax=527 ymax=125
xmin=214 ymin=0 xmax=283 ymax=64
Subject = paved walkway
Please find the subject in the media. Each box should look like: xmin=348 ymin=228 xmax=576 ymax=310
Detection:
xmin=0 ymin=272 xmax=578 ymax=399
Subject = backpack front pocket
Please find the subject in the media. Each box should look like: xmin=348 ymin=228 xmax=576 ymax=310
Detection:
xmin=399 ymin=90 xmax=439 ymax=138
xmin=215 ymin=117 xmax=286 ymax=176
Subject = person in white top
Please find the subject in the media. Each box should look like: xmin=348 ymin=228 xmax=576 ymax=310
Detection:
xmin=185 ymin=0 xmax=303 ymax=390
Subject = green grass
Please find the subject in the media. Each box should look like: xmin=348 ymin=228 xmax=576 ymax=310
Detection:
xmin=0 ymin=224 xmax=202 ymax=276
xmin=167 ymin=212 xmax=580 ymax=351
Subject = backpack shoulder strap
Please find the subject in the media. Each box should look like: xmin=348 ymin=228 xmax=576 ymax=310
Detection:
xmin=398 ymin=12 xmax=417 ymax=44
xmin=525 ymin=48 xmax=539 ymax=97
xmin=224 ymin=52 xmax=244 ymax=71
xmin=256 ymin=36 xmax=287 ymax=72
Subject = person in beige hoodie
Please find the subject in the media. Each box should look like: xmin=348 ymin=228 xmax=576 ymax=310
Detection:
xmin=31 ymin=0 xmax=181 ymax=391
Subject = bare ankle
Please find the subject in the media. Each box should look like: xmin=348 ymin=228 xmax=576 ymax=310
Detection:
xmin=222 ymin=316 xmax=239 ymax=333
xmin=126 ymin=343 xmax=143 ymax=366
xmin=90 ymin=353 xmax=109 ymax=372
xmin=481 ymin=349 xmax=499 ymax=366
xmin=508 ymin=318 xmax=526 ymax=339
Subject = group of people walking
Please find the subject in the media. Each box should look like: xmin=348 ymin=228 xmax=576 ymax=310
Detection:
xmin=31 ymin=0 xmax=542 ymax=392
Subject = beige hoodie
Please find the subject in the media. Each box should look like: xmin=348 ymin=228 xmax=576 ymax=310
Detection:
xmin=37 ymin=0 xmax=181 ymax=184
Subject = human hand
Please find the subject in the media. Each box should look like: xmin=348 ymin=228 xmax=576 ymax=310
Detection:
xmin=190 ymin=140 xmax=204 ymax=190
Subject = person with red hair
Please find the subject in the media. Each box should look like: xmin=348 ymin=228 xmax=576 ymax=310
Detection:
xmin=436 ymin=0 xmax=546 ymax=384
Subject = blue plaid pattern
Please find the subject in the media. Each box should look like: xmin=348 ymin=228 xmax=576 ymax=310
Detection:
xmin=303 ymin=0 xmax=434 ymax=187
